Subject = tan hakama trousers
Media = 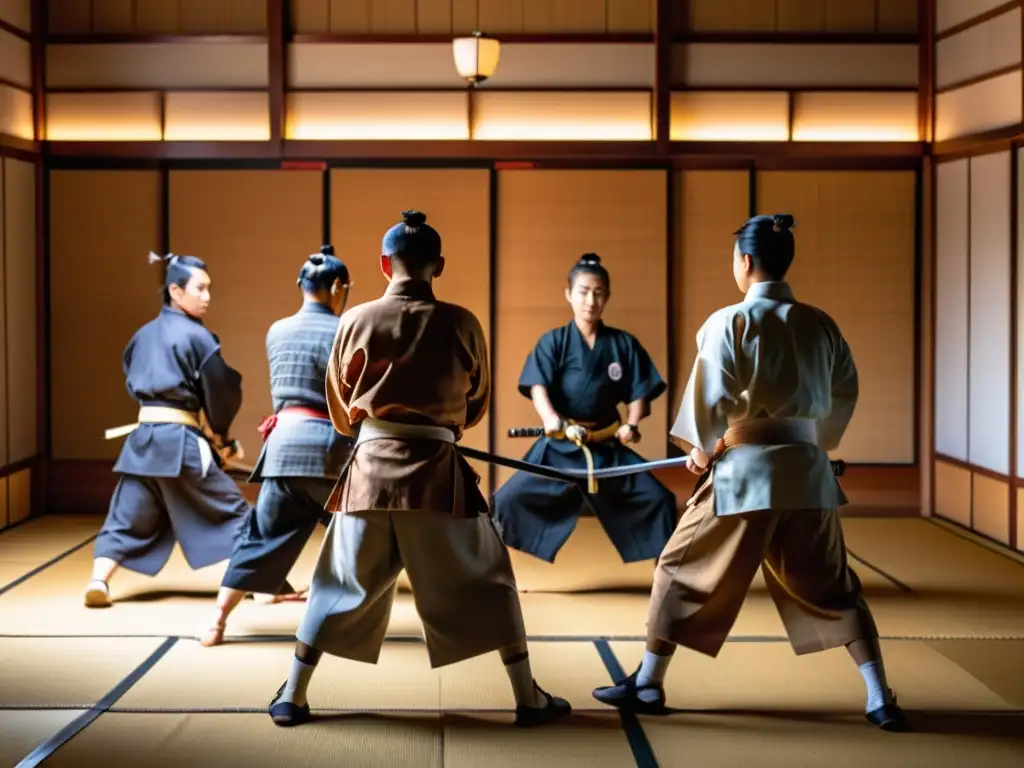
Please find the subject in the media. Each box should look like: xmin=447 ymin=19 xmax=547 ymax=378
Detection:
xmin=296 ymin=508 xmax=527 ymax=668
xmin=646 ymin=472 xmax=878 ymax=657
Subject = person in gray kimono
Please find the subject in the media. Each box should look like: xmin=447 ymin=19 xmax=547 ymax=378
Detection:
xmin=200 ymin=246 xmax=353 ymax=647
xmin=592 ymin=214 xmax=907 ymax=732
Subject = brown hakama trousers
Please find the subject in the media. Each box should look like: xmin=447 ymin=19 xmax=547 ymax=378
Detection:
xmin=646 ymin=471 xmax=878 ymax=657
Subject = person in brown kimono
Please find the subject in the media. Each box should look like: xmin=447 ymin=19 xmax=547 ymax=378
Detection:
xmin=268 ymin=210 xmax=571 ymax=729
xmin=592 ymin=214 xmax=907 ymax=732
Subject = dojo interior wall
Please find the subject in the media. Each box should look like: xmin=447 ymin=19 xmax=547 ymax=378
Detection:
xmin=0 ymin=0 xmax=36 ymax=532
xmin=928 ymin=1 xmax=1024 ymax=553
xmin=933 ymin=0 xmax=1022 ymax=143
xmin=933 ymin=150 xmax=1020 ymax=552
xmin=674 ymin=170 xmax=918 ymax=468
xmin=47 ymin=166 xmax=918 ymax=513
xmin=0 ymin=157 xmax=37 ymax=532
xmin=44 ymin=1 xmax=920 ymax=145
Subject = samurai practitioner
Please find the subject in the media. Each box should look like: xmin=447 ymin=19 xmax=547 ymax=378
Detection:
xmin=492 ymin=254 xmax=676 ymax=564
xmin=200 ymin=246 xmax=354 ymax=647
xmin=268 ymin=211 xmax=570 ymax=728
xmin=84 ymin=252 xmax=251 ymax=608
xmin=592 ymin=215 xmax=907 ymax=732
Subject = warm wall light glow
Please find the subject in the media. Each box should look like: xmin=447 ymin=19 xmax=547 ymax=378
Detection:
xmin=453 ymin=32 xmax=501 ymax=85
xmin=287 ymin=92 xmax=469 ymax=139
xmin=0 ymin=83 xmax=34 ymax=139
xmin=670 ymin=91 xmax=789 ymax=141
xmin=472 ymin=91 xmax=652 ymax=141
xmin=163 ymin=92 xmax=270 ymax=141
xmin=791 ymin=92 xmax=919 ymax=141
xmin=46 ymin=92 xmax=163 ymax=141
xmin=936 ymin=69 xmax=1023 ymax=141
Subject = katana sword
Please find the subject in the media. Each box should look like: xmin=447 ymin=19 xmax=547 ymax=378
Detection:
xmin=500 ymin=426 xmax=846 ymax=479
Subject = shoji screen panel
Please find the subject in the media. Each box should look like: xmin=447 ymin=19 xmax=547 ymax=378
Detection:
xmin=757 ymin=171 xmax=917 ymax=463
xmin=967 ymin=151 xmax=1012 ymax=476
xmin=934 ymin=459 xmax=972 ymax=528
xmin=672 ymin=171 xmax=750 ymax=418
xmin=4 ymin=158 xmax=37 ymax=464
xmin=169 ymin=171 xmax=323 ymax=452
xmin=934 ymin=159 xmax=970 ymax=461
xmin=49 ymin=171 xmax=162 ymax=460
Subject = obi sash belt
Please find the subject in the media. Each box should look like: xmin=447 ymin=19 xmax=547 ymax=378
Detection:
xmin=258 ymin=406 xmax=331 ymax=442
xmin=105 ymin=405 xmax=250 ymax=475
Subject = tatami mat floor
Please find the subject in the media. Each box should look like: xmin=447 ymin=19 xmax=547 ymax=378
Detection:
xmin=1 ymin=515 xmax=1023 ymax=766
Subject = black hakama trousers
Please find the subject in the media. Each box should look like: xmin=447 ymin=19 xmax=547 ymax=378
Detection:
xmin=94 ymin=437 xmax=250 ymax=576
xmin=219 ymin=477 xmax=333 ymax=594
xmin=493 ymin=439 xmax=677 ymax=564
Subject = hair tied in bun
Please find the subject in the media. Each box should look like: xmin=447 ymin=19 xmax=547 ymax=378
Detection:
xmin=320 ymin=244 xmax=335 ymax=256
xmin=579 ymin=253 xmax=601 ymax=266
xmin=401 ymin=210 xmax=427 ymax=229
xmin=771 ymin=214 xmax=795 ymax=233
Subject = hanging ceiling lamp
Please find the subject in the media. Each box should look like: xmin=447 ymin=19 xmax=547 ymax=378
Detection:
xmin=452 ymin=31 xmax=501 ymax=87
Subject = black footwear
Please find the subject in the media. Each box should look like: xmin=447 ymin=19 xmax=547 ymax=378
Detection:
xmin=268 ymin=682 xmax=312 ymax=727
xmin=514 ymin=682 xmax=572 ymax=727
xmin=866 ymin=691 xmax=908 ymax=732
xmin=592 ymin=669 xmax=667 ymax=715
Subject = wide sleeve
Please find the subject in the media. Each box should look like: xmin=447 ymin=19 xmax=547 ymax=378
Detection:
xmin=516 ymin=330 xmax=560 ymax=398
xmin=625 ymin=335 xmax=667 ymax=404
xmin=464 ymin=311 xmax=491 ymax=429
xmin=820 ymin=333 xmax=859 ymax=451
xmin=197 ymin=348 xmax=244 ymax=441
xmin=669 ymin=312 xmax=742 ymax=452
xmin=325 ymin=317 xmax=357 ymax=437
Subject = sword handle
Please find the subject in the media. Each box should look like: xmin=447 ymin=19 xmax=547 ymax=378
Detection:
xmin=831 ymin=460 xmax=846 ymax=477
xmin=509 ymin=427 xmax=545 ymax=438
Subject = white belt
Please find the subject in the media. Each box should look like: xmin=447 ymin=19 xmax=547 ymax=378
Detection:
xmin=355 ymin=417 xmax=456 ymax=446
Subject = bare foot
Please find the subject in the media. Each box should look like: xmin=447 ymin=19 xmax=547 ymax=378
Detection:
xmin=199 ymin=623 xmax=226 ymax=647
xmin=253 ymin=588 xmax=309 ymax=605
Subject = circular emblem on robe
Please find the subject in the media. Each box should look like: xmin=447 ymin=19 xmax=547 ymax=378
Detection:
xmin=608 ymin=362 xmax=623 ymax=381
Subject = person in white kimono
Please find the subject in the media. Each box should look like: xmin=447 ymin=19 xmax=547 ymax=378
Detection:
xmin=591 ymin=214 xmax=907 ymax=732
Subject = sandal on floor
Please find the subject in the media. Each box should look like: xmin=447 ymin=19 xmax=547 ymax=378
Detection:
xmin=269 ymin=682 xmax=311 ymax=727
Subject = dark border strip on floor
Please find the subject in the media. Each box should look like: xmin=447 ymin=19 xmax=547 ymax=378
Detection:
xmin=14 ymin=637 xmax=178 ymax=768
xmin=594 ymin=639 xmax=660 ymax=768
xmin=0 ymin=534 xmax=97 ymax=598
xmin=846 ymin=548 xmax=914 ymax=594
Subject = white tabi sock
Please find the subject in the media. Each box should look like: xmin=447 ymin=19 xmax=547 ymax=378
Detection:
xmin=279 ymin=657 xmax=316 ymax=708
xmin=636 ymin=650 xmax=671 ymax=687
xmin=504 ymin=655 xmax=547 ymax=709
xmin=858 ymin=661 xmax=893 ymax=712
xmin=635 ymin=651 xmax=672 ymax=704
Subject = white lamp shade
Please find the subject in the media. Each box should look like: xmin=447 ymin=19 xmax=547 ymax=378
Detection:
xmin=453 ymin=34 xmax=501 ymax=84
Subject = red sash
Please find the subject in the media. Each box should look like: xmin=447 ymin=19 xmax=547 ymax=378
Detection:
xmin=258 ymin=406 xmax=330 ymax=442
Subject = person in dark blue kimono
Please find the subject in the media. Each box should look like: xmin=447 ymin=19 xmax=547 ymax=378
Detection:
xmin=492 ymin=254 xmax=677 ymax=565
xmin=199 ymin=246 xmax=354 ymax=647
xmin=84 ymin=252 xmax=251 ymax=608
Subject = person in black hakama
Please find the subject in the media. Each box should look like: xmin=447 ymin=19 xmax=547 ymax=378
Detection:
xmin=84 ymin=252 xmax=251 ymax=608
xmin=492 ymin=254 xmax=677 ymax=565
xmin=200 ymin=246 xmax=354 ymax=647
